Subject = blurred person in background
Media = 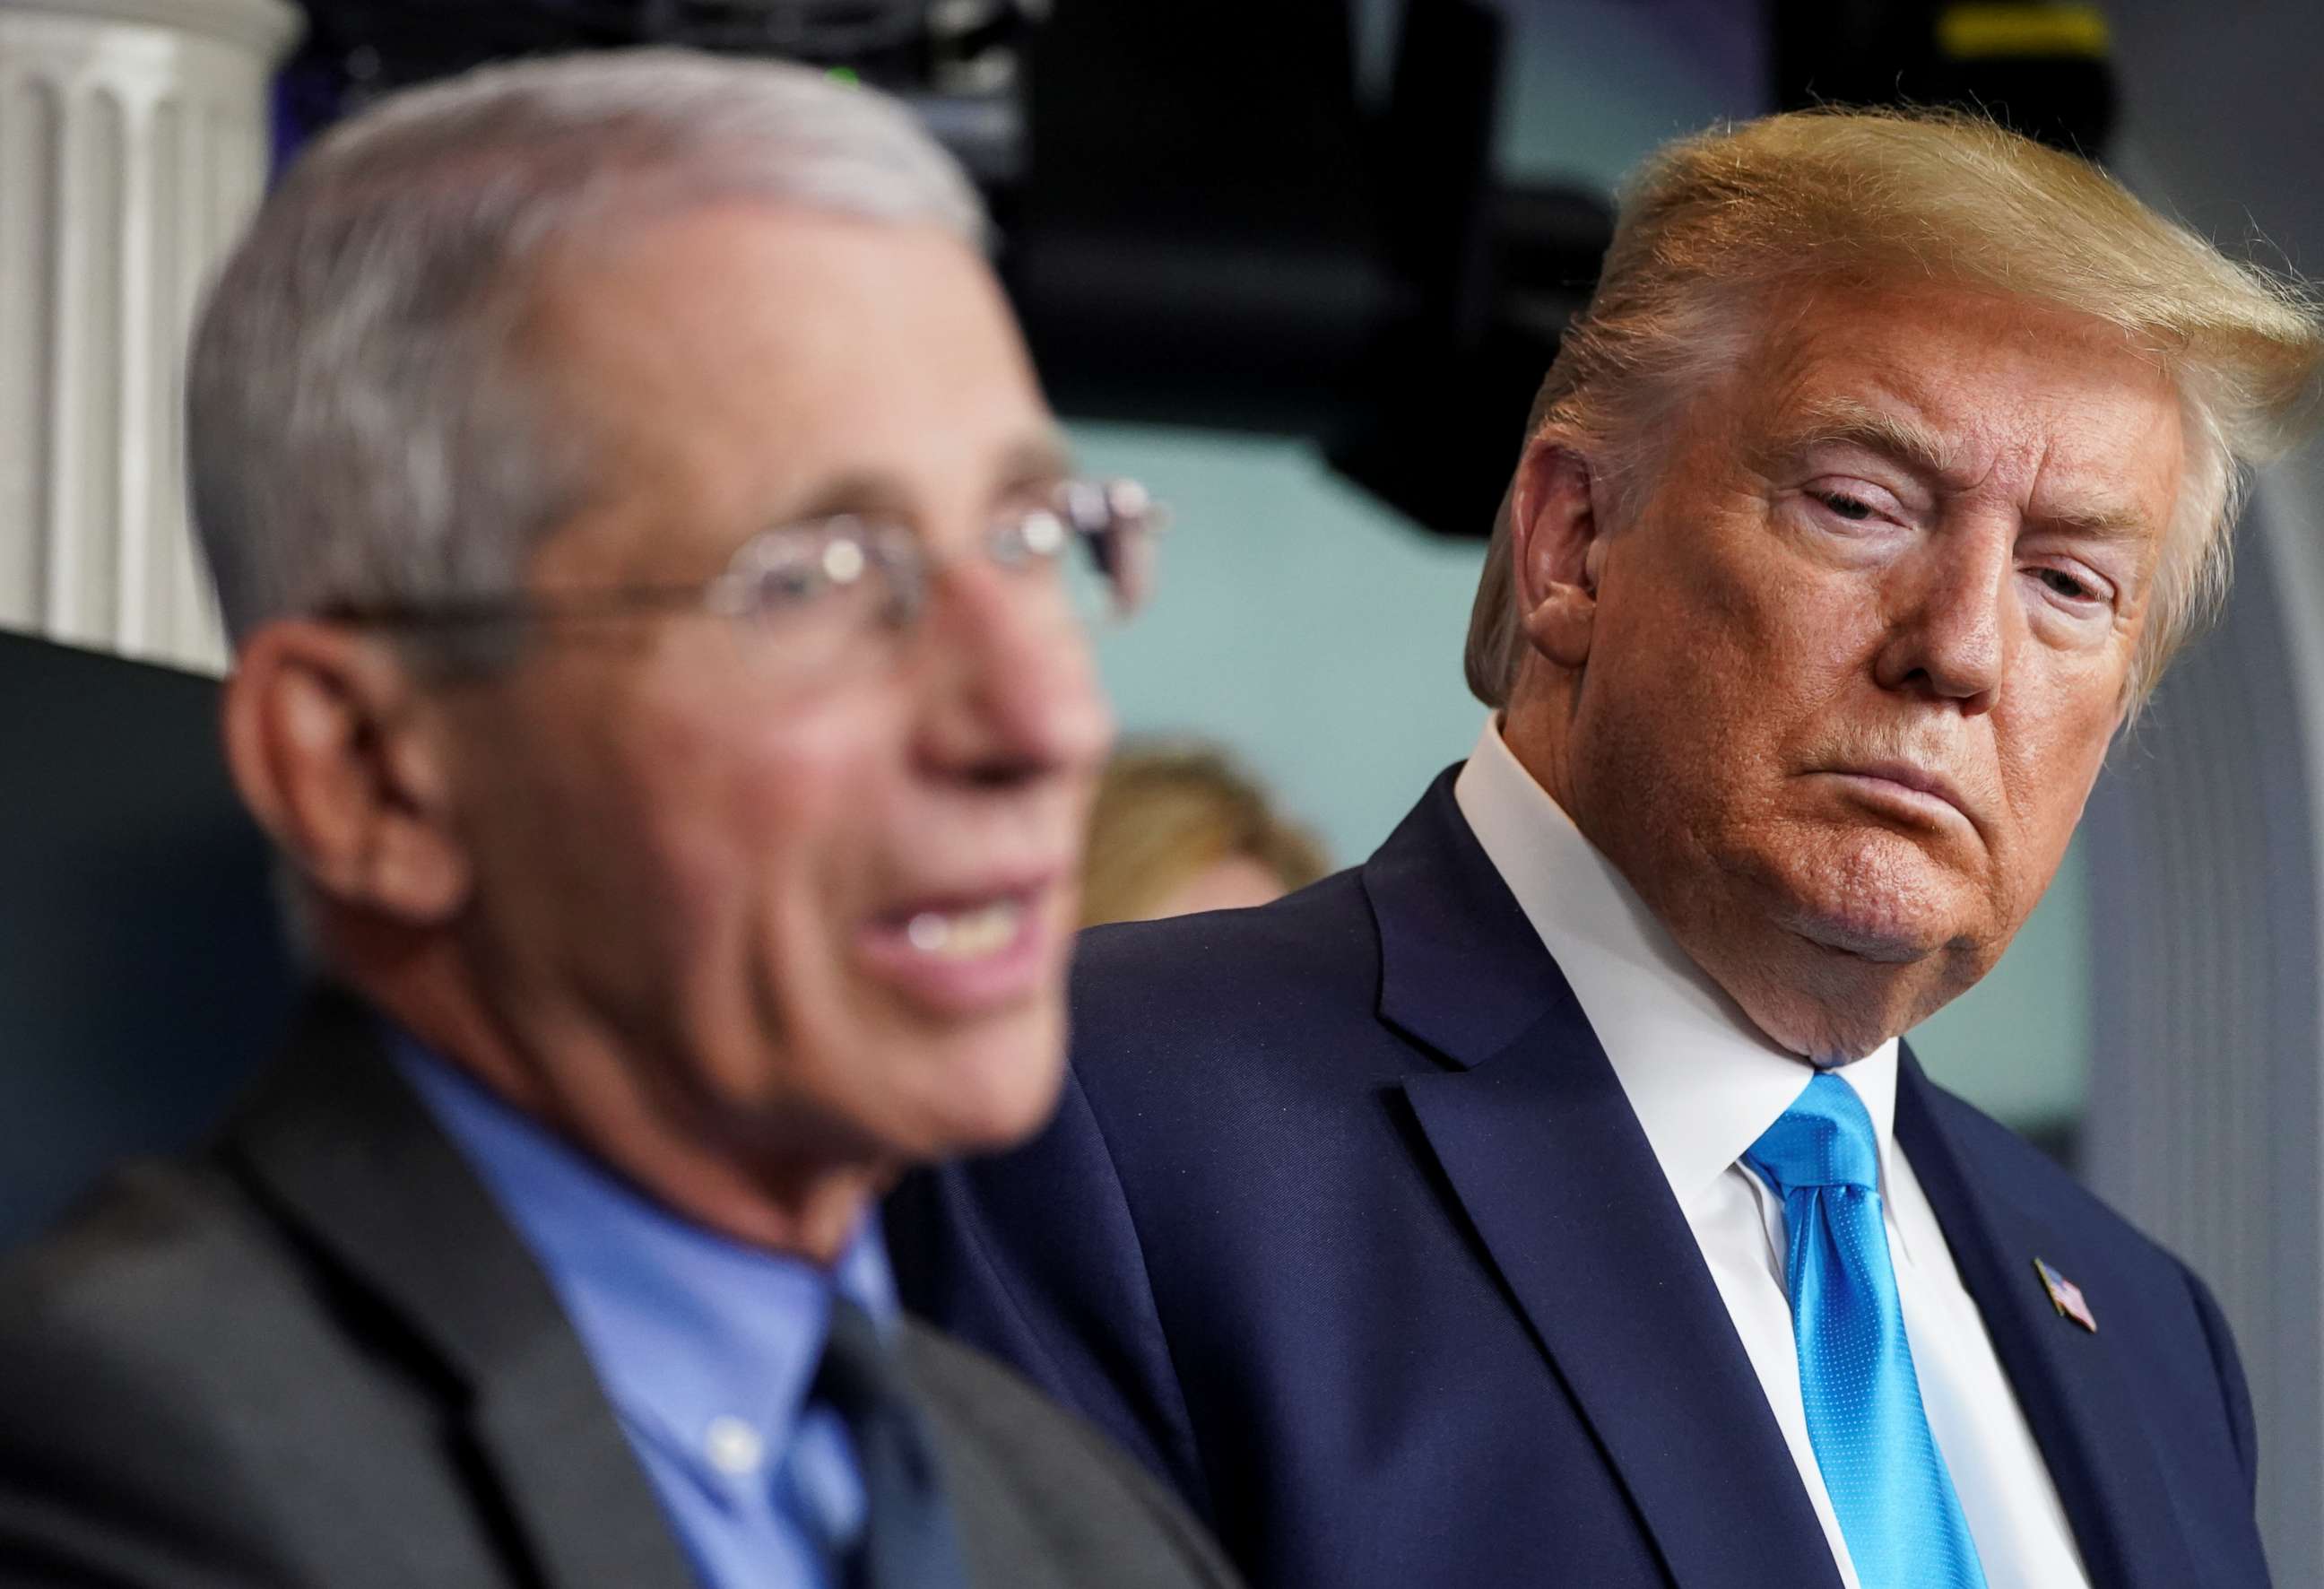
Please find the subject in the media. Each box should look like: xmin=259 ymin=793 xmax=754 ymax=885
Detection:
xmin=894 ymin=109 xmax=2324 ymax=1589
xmin=0 ymin=50 xmax=1236 ymax=1589
xmin=1080 ymin=744 xmax=1329 ymax=927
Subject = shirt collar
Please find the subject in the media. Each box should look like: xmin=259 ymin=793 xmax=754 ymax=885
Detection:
xmin=387 ymin=1030 xmax=898 ymax=1480
xmin=1452 ymin=716 xmax=1900 ymax=1206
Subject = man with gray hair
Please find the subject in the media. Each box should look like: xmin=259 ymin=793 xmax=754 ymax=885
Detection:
xmin=0 ymin=49 xmax=1234 ymax=1589
xmin=894 ymin=110 xmax=2324 ymax=1588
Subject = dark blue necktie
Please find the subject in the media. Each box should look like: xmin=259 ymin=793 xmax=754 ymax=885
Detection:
xmin=804 ymin=1298 xmax=970 ymax=1589
xmin=1743 ymin=1073 xmax=1987 ymax=1589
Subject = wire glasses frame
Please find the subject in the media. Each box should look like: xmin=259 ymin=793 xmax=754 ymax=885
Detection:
xmin=326 ymin=476 xmax=1165 ymax=678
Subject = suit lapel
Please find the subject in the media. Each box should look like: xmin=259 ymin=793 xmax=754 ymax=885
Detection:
xmin=1372 ymin=778 xmax=1843 ymax=1589
xmin=221 ymin=990 xmax=699 ymax=1589
xmin=1895 ymin=1054 xmax=2203 ymax=1589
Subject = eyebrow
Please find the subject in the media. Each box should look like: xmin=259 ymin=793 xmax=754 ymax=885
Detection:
xmin=1760 ymin=396 xmax=1962 ymax=482
xmin=993 ymin=430 xmax=1077 ymax=490
xmin=778 ymin=469 xmax=912 ymax=525
xmin=2034 ymin=502 xmax=2157 ymax=544
xmin=773 ymin=430 xmax=1078 ymax=527
xmin=1765 ymin=397 xmax=2157 ymax=543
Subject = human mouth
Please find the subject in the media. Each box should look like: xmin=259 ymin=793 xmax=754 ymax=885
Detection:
xmin=905 ymin=898 xmax=1025 ymax=960
xmin=1816 ymin=761 xmax=1977 ymax=832
xmin=859 ymin=879 xmax=1062 ymax=1014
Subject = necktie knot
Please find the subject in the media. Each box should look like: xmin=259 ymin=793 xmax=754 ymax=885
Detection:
xmin=811 ymin=1296 xmax=908 ymax=1426
xmin=1744 ymin=1071 xmax=1880 ymax=1194
xmin=804 ymin=1296 xmax=968 ymax=1589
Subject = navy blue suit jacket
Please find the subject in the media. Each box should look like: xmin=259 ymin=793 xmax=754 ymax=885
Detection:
xmin=890 ymin=772 xmax=2269 ymax=1588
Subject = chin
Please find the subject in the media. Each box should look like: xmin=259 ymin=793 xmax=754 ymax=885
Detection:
xmin=888 ymin=1003 xmax=1071 ymax=1160
xmin=1762 ymin=827 xmax=1976 ymax=965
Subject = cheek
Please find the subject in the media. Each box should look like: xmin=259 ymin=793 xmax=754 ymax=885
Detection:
xmin=610 ymin=689 xmax=918 ymax=1110
xmin=452 ymin=691 xmax=669 ymax=942
xmin=1594 ymin=529 xmax=1865 ymax=763
xmin=636 ymin=698 xmax=885 ymax=955
xmin=1994 ymin=681 xmax=2118 ymax=864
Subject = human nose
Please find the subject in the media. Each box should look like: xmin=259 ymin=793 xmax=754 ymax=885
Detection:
xmin=1872 ymin=519 xmax=2013 ymax=714
xmin=915 ymin=561 xmax=1115 ymax=785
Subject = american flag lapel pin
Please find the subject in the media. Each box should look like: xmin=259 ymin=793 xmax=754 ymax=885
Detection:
xmin=2034 ymin=1257 xmax=2098 ymax=1333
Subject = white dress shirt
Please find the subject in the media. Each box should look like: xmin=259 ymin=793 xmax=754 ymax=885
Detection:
xmin=1452 ymin=718 xmax=2089 ymax=1589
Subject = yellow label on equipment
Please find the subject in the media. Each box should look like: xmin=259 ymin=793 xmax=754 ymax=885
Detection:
xmin=1938 ymin=4 xmax=2112 ymax=61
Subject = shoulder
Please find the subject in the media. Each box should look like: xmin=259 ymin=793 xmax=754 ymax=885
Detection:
xmin=1913 ymin=1078 xmax=2183 ymax=1272
xmin=1912 ymin=1074 xmax=2266 ymax=1492
xmin=1077 ymin=868 xmax=1377 ymax=999
xmin=0 ymin=1156 xmax=297 ymax=1391
xmin=1052 ymin=868 xmax=1436 ymax=1186
xmin=1911 ymin=1075 xmax=2248 ymax=1393
xmin=0 ymin=1159 xmax=320 ymax=1584
xmin=1070 ymin=869 xmax=1383 ymax=1067
xmin=900 ymin=1320 xmax=1240 ymax=1589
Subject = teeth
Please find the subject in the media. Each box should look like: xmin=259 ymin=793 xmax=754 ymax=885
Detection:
xmin=905 ymin=899 xmax=1023 ymax=959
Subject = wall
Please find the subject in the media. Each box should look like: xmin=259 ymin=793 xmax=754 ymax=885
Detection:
xmin=1079 ymin=422 xmax=1487 ymax=868
xmin=2077 ymin=4 xmax=2324 ymax=1576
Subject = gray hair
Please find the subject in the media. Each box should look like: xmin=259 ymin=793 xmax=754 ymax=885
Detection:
xmin=189 ymin=48 xmax=988 ymax=645
xmin=1464 ymin=108 xmax=2324 ymax=716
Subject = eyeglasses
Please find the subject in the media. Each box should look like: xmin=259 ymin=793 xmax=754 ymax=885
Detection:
xmin=329 ymin=477 xmax=1164 ymax=681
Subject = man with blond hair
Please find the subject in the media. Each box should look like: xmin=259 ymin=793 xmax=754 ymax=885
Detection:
xmin=894 ymin=109 xmax=2324 ymax=1589
xmin=0 ymin=49 xmax=1238 ymax=1589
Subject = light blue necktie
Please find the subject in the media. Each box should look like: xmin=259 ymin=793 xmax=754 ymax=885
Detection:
xmin=1744 ymin=1072 xmax=1988 ymax=1589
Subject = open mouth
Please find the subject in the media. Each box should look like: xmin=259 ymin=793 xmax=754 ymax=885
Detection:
xmin=857 ymin=880 xmax=1062 ymax=1014
xmin=904 ymin=897 xmax=1026 ymax=961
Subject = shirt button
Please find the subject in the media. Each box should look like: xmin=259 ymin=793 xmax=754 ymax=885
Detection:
xmin=704 ymin=1415 xmax=765 ymax=1477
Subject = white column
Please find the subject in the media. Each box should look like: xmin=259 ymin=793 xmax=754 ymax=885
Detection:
xmin=0 ymin=0 xmax=300 ymax=674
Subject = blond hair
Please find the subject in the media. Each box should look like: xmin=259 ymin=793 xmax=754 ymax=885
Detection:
xmin=1080 ymin=746 xmax=1330 ymax=929
xmin=1464 ymin=107 xmax=2324 ymax=712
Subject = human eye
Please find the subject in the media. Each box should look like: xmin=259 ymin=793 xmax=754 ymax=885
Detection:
xmin=1800 ymin=480 xmax=1904 ymax=528
xmin=1813 ymin=491 xmax=1876 ymax=521
xmin=730 ymin=521 xmax=886 ymax=622
xmin=992 ymin=498 xmax=1074 ymax=569
xmin=2023 ymin=560 xmax=2115 ymax=612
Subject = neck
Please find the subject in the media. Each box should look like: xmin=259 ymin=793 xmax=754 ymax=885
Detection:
xmin=331 ymin=925 xmax=885 ymax=1266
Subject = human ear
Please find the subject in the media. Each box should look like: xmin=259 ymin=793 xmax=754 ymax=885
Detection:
xmin=220 ymin=621 xmax=473 ymax=926
xmin=1508 ymin=436 xmax=1605 ymax=670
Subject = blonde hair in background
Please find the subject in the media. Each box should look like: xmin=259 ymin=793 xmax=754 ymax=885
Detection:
xmin=1080 ymin=745 xmax=1331 ymax=929
xmin=1464 ymin=106 xmax=2324 ymax=716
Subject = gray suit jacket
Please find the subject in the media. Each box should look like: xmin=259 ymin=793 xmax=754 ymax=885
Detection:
xmin=0 ymin=993 xmax=1240 ymax=1589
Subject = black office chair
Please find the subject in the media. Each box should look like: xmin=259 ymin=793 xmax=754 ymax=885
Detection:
xmin=0 ymin=631 xmax=293 ymax=1246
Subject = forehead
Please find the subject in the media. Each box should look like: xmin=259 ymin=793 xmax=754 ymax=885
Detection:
xmin=519 ymin=202 xmax=1049 ymax=560
xmin=1736 ymin=282 xmax=2186 ymax=533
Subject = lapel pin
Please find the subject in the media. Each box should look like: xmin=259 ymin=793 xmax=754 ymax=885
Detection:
xmin=2034 ymin=1257 xmax=2097 ymax=1333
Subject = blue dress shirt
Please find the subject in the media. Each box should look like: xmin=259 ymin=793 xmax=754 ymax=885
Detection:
xmin=392 ymin=1034 xmax=900 ymax=1589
